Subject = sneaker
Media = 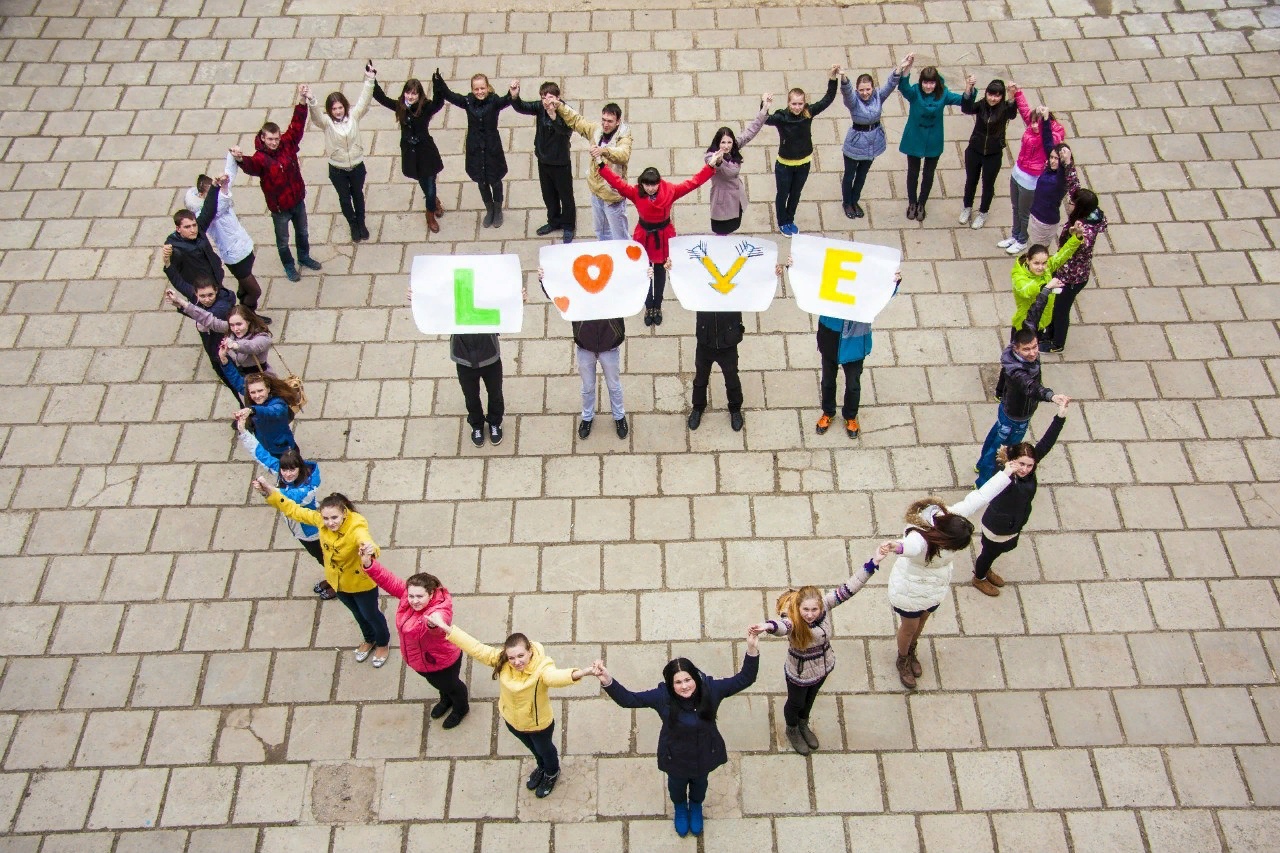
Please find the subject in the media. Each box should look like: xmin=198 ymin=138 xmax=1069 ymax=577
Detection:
xmin=525 ymin=767 xmax=545 ymax=791
xmin=1006 ymin=240 xmax=1027 ymax=255
xmin=536 ymin=223 xmax=557 ymax=236
xmin=778 ymin=223 xmax=790 ymax=235
xmin=843 ymin=204 xmax=855 ymax=219
xmin=730 ymin=411 xmax=743 ymax=432
xmin=299 ymin=257 xmax=322 ymax=271
xmin=853 ymin=202 xmax=865 ymax=218
xmin=673 ymin=803 xmax=690 ymax=837
xmin=815 ymin=413 xmax=832 ymax=435
xmin=971 ymin=212 xmax=987 ymax=229
xmin=562 ymin=229 xmax=574 ymax=244
xmin=470 ymin=428 xmax=484 ymax=448
xmin=997 ymin=236 xmax=1016 ymax=248
xmin=798 ymin=720 xmax=819 ymax=750
xmin=535 ymin=771 xmax=558 ymax=798
xmin=441 ymin=709 xmax=467 ymax=729
xmin=958 ymin=207 xmax=972 ymax=225
xmin=643 ymin=308 xmax=655 ymax=327
xmin=283 ymin=263 xmax=301 ymax=282
xmin=614 ymin=416 xmax=628 ymax=439
xmin=687 ymin=409 xmax=702 ymax=431
xmin=688 ymin=802 xmax=704 ymax=836
xmin=578 ymin=419 xmax=593 ymax=440
xmin=430 ymin=698 xmax=453 ymax=719
xmin=895 ymin=654 xmax=917 ymax=689
xmin=489 ymin=424 xmax=503 ymax=445
xmin=1045 ymin=343 xmax=1065 ymax=354
xmin=846 ymin=417 xmax=860 ymax=438
xmin=785 ymin=725 xmax=811 ymax=755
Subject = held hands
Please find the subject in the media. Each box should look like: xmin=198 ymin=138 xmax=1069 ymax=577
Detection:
xmin=216 ymin=174 xmax=230 ymax=190
xmin=761 ymin=92 xmax=773 ymax=109
xmin=1051 ymin=393 xmax=1072 ymax=409
xmin=828 ymin=64 xmax=842 ymax=80
xmin=965 ymin=73 xmax=977 ymax=90
xmin=251 ymin=476 xmax=275 ymax=497
xmin=229 ymin=145 xmax=244 ymax=161
xmin=899 ymin=53 xmax=915 ymax=73
xmin=509 ymin=80 xmax=520 ymax=94
xmin=297 ymin=84 xmax=310 ymax=103
xmin=233 ymin=410 xmax=250 ymax=432
xmin=709 ymin=150 xmax=726 ymax=166
xmin=1007 ymin=82 xmax=1018 ymax=97
xmin=425 ymin=612 xmax=448 ymax=629
xmin=1057 ymin=397 xmax=1071 ymax=416
xmin=1069 ymin=220 xmax=1086 ymax=239
xmin=745 ymin=626 xmax=760 ymax=654
xmin=162 ymin=287 xmax=185 ymax=308
xmin=1060 ymin=148 xmax=1073 ymax=167
xmin=365 ymin=60 xmax=377 ymax=78
xmin=1047 ymin=276 xmax=1064 ymax=294
xmin=876 ymin=540 xmax=900 ymax=560
xmin=588 ymin=145 xmax=604 ymax=159
xmin=161 ymin=244 xmax=173 ymax=267
xmin=217 ymin=340 xmax=231 ymax=365
xmin=358 ymin=541 xmax=375 ymax=568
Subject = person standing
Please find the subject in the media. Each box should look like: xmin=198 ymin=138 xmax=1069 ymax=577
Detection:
xmin=453 ymin=333 xmax=505 ymax=448
xmin=896 ymin=55 xmax=972 ymax=222
xmin=220 ymin=352 xmax=301 ymax=456
xmin=230 ymin=85 xmax=323 ymax=282
xmin=1009 ymin=224 xmax=1084 ymax=344
xmin=958 ymin=79 xmax=1019 ymax=230
xmin=763 ymin=67 xmax=840 ymax=235
xmin=372 ymin=73 xmax=447 ymax=233
xmin=434 ymin=71 xmax=513 ymax=228
xmin=308 ymin=64 xmax=377 ymax=242
xmin=815 ymin=270 xmax=901 ymax=438
xmin=556 ymin=100 xmax=633 ymax=239
xmin=1025 ymin=129 xmax=1075 ymax=250
xmin=704 ymin=105 xmax=768 ymax=235
xmin=998 ymin=94 xmax=1066 ymax=255
xmin=689 ymin=309 xmax=745 ymax=432
xmin=165 ymin=288 xmax=274 ymax=381
xmin=185 ymin=173 xmax=264 ymax=314
xmin=837 ymin=65 xmax=902 ymax=219
xmin=1044 ymin=186 xmax=1107 ymax=353
xmin=512 ymin=81 xmax=577 ymax=243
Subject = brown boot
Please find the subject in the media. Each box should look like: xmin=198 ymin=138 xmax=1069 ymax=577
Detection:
xmin=896 ymin=654 xmax=917 ymax=689
xmin=434 ymin=198 xmax=444 ymax=217
xmin=973 ymin=575 xmax=1001 ymax=597
xmin=987 ymin=569 xmax=1005 ymax=587
xmin=907 ymin=641 xmax=923 ymax=678
xmin=426 ymin=210 xmax=440 ymax=234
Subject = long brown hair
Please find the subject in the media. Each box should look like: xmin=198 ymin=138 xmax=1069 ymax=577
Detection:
xmin=405 ymin=572 xmax=442 ymax=595
xmin=318 ymin=493 xmax=358 ymax=514
xmin=230 ymin=304 xmax=271 ymax=339
xmin=904 ymin=498 xmax=975 ymax=563
xmin=396 ymin=78 xmax=426 ymax=125
xmin=778 ymin=586 xmax=823 ymax=651
xmin=244 ymin=371 xmax=304 ymax=411
xmin=492 ymin=633 xmax=531 ymax=680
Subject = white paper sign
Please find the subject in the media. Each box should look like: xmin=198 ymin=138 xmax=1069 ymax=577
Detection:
xmin=539 ymin=240 xmax=650 ymax=321
xmin=410 ymin=254 xmax=524 ymax=334
xmin=667 ymin=235 xmax=779 ymax=312
xmin=788 ymin=235 xmax=901 ymax=323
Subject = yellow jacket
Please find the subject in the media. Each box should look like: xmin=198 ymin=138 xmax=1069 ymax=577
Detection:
xmin=556 ymin=102 xmax=632 ymax=204
xmin=445 ymin=625 xmax=579 ymax=731
xmin=267 ymin=492 xmax=377 ymax=593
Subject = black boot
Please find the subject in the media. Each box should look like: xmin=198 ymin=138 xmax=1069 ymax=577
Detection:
xmin=491 ymin=182 xmax=504 ymax=227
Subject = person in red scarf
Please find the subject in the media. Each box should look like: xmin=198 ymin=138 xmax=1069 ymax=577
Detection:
xmin=599 ymin=156 xmax=722 ymax=327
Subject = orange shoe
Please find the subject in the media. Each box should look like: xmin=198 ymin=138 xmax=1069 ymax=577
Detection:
xmin=846 ymin=418 xmax=860 ymax=437
xmin=816 ymin=414 xmax=832 ymax=435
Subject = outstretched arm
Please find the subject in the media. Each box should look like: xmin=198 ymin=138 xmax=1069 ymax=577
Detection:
xmin=669 ymin=163 xmax=716 ymax=201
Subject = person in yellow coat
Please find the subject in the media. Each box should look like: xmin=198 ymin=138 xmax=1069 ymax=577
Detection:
xmin=426 ymin=612 xmax=588 ymax=798
xmin=253 ymin=478 xmax=391 ymax=666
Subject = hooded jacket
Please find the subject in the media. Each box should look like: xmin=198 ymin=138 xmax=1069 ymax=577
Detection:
xmin=764 ymin=79 xmax=838 ymax=162
xmin=450 ymin=334 xmax=501 ymax=369
xmin=1010 ymin=233 xmax=1081 ymax=331
xmin=363 ymin=559 xmax=462 ymax=674
xmin=445 ymin=625 xmax=579 ymax=731
xmin=557 ymin=103 xmax=632 ymax=204
xmin=1055 ymin=206 xmax=1107 ymax=288
xmin=705 ymin=110 xmax=768 ymax=221
xmin=998 ymin=343 xmax=1055 ymax=422
xmin=981 ymin=414 xmax=1065 ymax=537
xmin=897 ymin=72 xmax=965 ymax=159
xmin=840 ymin=70 xmax=901 ymax=160
xmin=266 ymin=492 xmax=378 ymax=594
xmin=572 ymin=318 xmax=625 ymax=354
xmin=237 ymin=429 xmax=319 ymax=540
xmin=184 ymin=184 xmax=254 ymax=266
xmin=236 ymin=104 xmax=308 ymax=213
xmin=599 ymin=163 xmax=714 ymax=264
xmin=435 ymin=74 xmax=513 ymax=184
xmin=165 ymin=266 xmax=234 ymax=348
xmin=307 ymin=77 xmax=375 ymax=170
xmin=960 ymin=90 xmax=1019 ymax=157
xmin=372 ymin=80 xmax=445 ymax=180
xmin=180 ymin=302 xmax=273 ymax=374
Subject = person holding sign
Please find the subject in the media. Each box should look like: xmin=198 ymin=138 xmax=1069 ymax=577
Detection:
xmin=598 ymin=160 xmax=718 ymax=327
xmin=896 ymin=54 xmax=972 ymax=222
xmin=763 ymin=67 xmax=840 ymax=235
xmin=815 ymin=269 xmax=902 ymax=438
xmin=838 ymin=65 xmax=903 ymax=219
xmin=372 ymin=72 xmax=446 ymax=234
xmin=434 ymin=71 xmax=514 ymax=228
xmin=704 ymin=104 xmax=769 ymax=235
xmin=511 ymin=80 xmax=577 ymax=243
xmin=555 ymin=101 xmax=633 ymax=240
xmin=307 ymin=64 xmax=376 ymax=243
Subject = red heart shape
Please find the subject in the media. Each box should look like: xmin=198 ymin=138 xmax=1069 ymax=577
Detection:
xmin=573 ymin=254 xmax=614 ymax=294
xmin=553 ymin=296 xmax=570 ymax=312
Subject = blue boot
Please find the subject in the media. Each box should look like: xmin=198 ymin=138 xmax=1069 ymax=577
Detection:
xmin=689 ymin=802 xmax=704 ymax=835
xmin=673 ymin=802 xmax=689 ymax=837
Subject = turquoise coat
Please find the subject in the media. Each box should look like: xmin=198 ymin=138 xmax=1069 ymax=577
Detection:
xmin=897 ymin=73 xmax=964 ymax=158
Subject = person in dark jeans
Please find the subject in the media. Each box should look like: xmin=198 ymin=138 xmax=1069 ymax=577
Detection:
xmin=763 ymin=68 xmax=839 ymax=235
xmin=452 ymin=333 xmax=505 ymax=448
xmin=814 ymin=271 xmax=900 ymax=438
xmin=689 ymin=310 xmax=745 ymax=432
xmin=512 ymin=81 xmax=577 ymax=242
xmin=958 ymin=79 xmax=1019 ymax=230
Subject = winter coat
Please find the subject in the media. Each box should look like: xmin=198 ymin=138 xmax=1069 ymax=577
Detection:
xmin=602 ymin=652 xmax=758 ymax=778
xmin=981 ymin=414 xmax=1065 ymax=537
xmin=573 ymin=318 xmax=625 ymax=354
xmin=1028 ymin=119 xmax=1074 ymax=225
xmin=839 ymin=70 xmax=901 ymax=160
xmin=1056 ymin=170 xmax=1107 ymax=287
xmin=372 ymin=80 xmax=444 ymax=180
xmin=445 ymin=625 xmax=579 ymax=731
xmin=999 ymin=343 xmax=1055 ymax=422
xmin=450 ymin=334 xmax=501 ymax=369
xmin=816 ymin=282 xmax=898 ymax=364
xmin=237 ymin=429 xmax=320 ymax=540
xmin=886 ymin=472 xmax=1012 ymax=612
xmin=897 ymin=73 xmax=965 ymax=159
xmin=166 ymin=191 xmax=226 ymax=287
xmin=1012 ymin=90 xmax=1066 ymax=178
xmin=557 ymin=103 xmax=633 ymax=203
xmin=181 ymin=302 xmax=273 ymax=374
xmin=221 ymin=362 xmax=296 ymax=456
xmin=705 ymin=110 xmax=768 ymax=221
xmin=695 ymin=312 xmax=745 ymax=350
xmin=266 ymin=492 xmax=378 ymax=594
xmin=511 ymin=97 xmax=574 ymax=166
xmin=764 ymin=79 xmax=838 ymax=162
xmin=1010 ymin=234 xmax=1081 ymax=330
xmin=185 ymin=184 xmax=254 ymax=266
xmin=165 ymin=266 xmax=234 ymax=348
xmin=308 ymin=77 xmax=375 ymax=170
xmin=764 ymin=562 xmax=875 ymax=686
xmin=363 ymin=559 xmax=462 ymax=674
xmin=434 ymin=75 xmax=512 ymax=184
xmin=236 ymin=103 xmax=308 ymax=213
xmin=599 ymin=163 xmax=715 ymax=264
xmin=960 ymin=91 xmax=1019 ymax=157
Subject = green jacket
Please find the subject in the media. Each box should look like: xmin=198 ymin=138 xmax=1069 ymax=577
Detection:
xmin=1010 ymin=235 xmax=1081 ymax=330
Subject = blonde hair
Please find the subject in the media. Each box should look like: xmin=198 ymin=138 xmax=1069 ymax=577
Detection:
xmin=776 ymin=585 xmax=823 ymax=651
xmin=787 ymin=87 xmax=811 ymax=119
xmin=471 ymin=73 xmax=494 ymax=95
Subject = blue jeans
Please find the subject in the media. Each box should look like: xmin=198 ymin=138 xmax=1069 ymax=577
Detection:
xmin=774 ymin=161 xmax=810 ymax=226
xmin=270 ymin=200 xmax=311 ymax=268
xmin=417 ymin=175 xmax=437 ymax=211
xmin=335 ymin=588 xmax=390 ymax=646
xmin=667 ymin=773 xmax=709 ymax=805
xmin=506 ymin=721 xmax=559 ymax=775
xmin=976 ymin=406 xmax=1029 ymax=486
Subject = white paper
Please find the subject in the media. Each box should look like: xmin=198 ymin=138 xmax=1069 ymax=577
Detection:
xmin=667 ymin=235 xmax=778 ymax=313
xmin=539 ymin=240 xmax=650 ymax=321
xmin=787 ymin=234 xmax=901 ymax=323
xmin=410 ymin=254 xmax=524 ymax=334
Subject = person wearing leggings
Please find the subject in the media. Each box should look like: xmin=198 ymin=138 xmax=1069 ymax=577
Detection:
xmin=895 ymin=54 xmax=970 ymax=222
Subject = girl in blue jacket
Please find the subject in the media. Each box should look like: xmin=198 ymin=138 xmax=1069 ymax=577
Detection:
xmin=896 ymin=54 xmax=973 ymax=222
xmin=838 ymin=65 xmax=901 ymax=219
xmin=815 ymin=270 xmax=901 ymax=438
xmin=219 ymin=344 xmax=300 ymax=457
xmin=235 ymin=413 xmax=324 ymax=570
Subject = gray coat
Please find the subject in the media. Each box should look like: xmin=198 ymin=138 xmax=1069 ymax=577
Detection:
xmin=839 ymin=69 xmax=901 ymax=161
xmin=705 ymin=109 xmax=768 ymax=221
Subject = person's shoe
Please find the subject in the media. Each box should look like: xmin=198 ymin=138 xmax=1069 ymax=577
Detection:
xmin=430 ymin=698 xmax=453 ymax=719
xmin=482 ymin=205 xmax=495 ymax=228
xmin=525 ymin=767 xmax=545 ymax=791
xmin=673 ymin=803 xmax=690 ymax=837
xmin=299 ymin=256 xmax=322 ymax=271
xmin=896 ymin=654 xmax=917 ymax=689
xmin=987 ymin=569 xmax=1005 ymax=588
xmin=653 ymin=308 xmax=663 ymax=326
xmin=971 ymin=212 xmax=987 ymax=229
xmin=492 ymin=207 xmax=504 ymax=228
xmin=562 ymin=229 xmax=574 ymax=244
xmin=843 ymin=204 xmax=855 ymax=219
xmin=283 ymin=263 xmax=301 ymax=282
xmin=426 ymin=211 xmax=440 ymax=233
xmin=470 ymin=428 xmax=484 ymax=448
xmin=313 ymin=580 xmax=336 ymax=600
xmin=615 ymin=416 xmax=628 ymax=439
xmin=1006 ymin=240 xmax=1027 ymax=255
xmin=958 ymin=207 xmax=972 ymax=225
xmin=997 ymin=236 xmax=1016 ymax=249
xmin=730 ymin=411 xmax=744 ymax=432
xmin=489 ymin=424 xmax=503 ymax=445
xmin=907 ymin=641 xmax=924 ymax=678
xmin=687 ymin=409 xmax=702 ymax=431
xmin=846 ymin=418 xmax=860 ymax=438
xmin=778 ymin=223 xmax=790 ymax=235
xmin=917 ymin=203 xmax=927 ymax=222
xmin=785 ymin=725 xmax=811 ymax=755
xmin=434 ymin=198 xmax=445 ymax=217
xmin=688 ymin=803 xmax=704 ymax=836
xmin=536 ymin=222 xmax=558 ymax=236
xmin=906 ymin=203 xmax=916 ymax=220
xmin=360 ymin=223 xmax=371 ymax=240
xmin=798 ymin=720 xmax=820 ymax=750
xmin=371 ymin=651 xmax=388 ymax=668
xmin=350 ymin=222 xmax=362 ymax=242
xmin=853 ymin=202 xmax=865 ymax=218
xmin=643 ymin=308 xmax=655 ymax=327
xmin=534 ymin=771 xmax=558 ymax=798
xmin=257 ymin=313 xmax=273 ymax=326
xmin=816 ymin=413 xmax=832 ymax=435
xmin=355 ymin=644 xmax=373 ymax=663
xmin=441 ymin=709 xmax=467 ymax=729
xmin=1045 ymin=343 xmax=1065 ymax=354
xmin=578 ymin=419 xmax=592 ymax=440
xmin=973 ymin=575 xmax=1001 ymax=597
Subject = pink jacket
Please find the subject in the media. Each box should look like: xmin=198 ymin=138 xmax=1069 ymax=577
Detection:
xmin=363 ymin=559 xmax=461 ymax=674
xmin=1013 ymin=90 xmax=1065 ymax=178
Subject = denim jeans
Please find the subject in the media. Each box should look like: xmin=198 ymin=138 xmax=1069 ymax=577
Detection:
xmin=335 ymin=587 xmax=391 ymax=646
xmin=667 ymin=773 xmax=709 ymax=805
xmin=976 ymin=405 xmax=1030 ymax=486
xmin=506 ymin=721 xmax=559 ymax=775
xmin=270 ymin=200 xmax=311 ymax=268
xmin=417 ymin=175 xmax=438 ymax=211
xmin=774 ymin=161 xmax=811 ymax=226
xmin=591 ymin=195 xmax=629 ymax=239
xmin=577 ymin=346 xmax=625 ymax=421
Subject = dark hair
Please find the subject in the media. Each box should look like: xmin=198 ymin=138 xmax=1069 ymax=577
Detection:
xmin=192 ymin=276 xmax=218 ymax=293
xmin=325 ymin=90 xmax=350 ymax=118
xmin=985 ymin=79 xmax=1006 ymax=98
xmin=706 ymin=127 xmax=742 ymax=163
xmin=196 ymin=174 xmax=214 ymax=194
xmin=1012 ymin=328 xmax=1039 ymax=346
xmin=997 ymin=442 xmax=1038 ymax=468
xmin=856 ymin=73 xmax=874 ymax=88
xmin=918 ymin=67 xmax=943 ymax=99
xmin=173 ymin=209 xmax=196 ymax=227
xmin=275 ymin=448 xmax=311 ymax=484
xmin=229 ymin=304 xmax=271 ymax=339
xmin=318 ymin=493 xmax=358 ymax=514
xmin=1018 ymin=244 xmax=1050 ymax=269
xmin=405 ymin=572 xmax=442 ymax=595
xmin=904 ymin=498 xmax=975 ymax=563
xmin=493 ymin=633 xmax=531 ymax=680
xmin=601 ymin=102 xmax=622 ymax=120
xmin=662 ymin=657 xmax=716 ymax=721
xmin=538 ymin=81 xmax=560 ymax=98
xmin=1067 ymin=188 xmax=1100 ymax=227
xmin=637 ymin=166 xmax=661 ymax=187
xmin=260 ymin=121 xmax=281 ymax=136
xmin=397 ymin=78 xmax=427 ymax=124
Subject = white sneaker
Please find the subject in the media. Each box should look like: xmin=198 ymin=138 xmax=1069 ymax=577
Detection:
xmin=957 ymin=207 xmax=972 ymax=225
xmin=1006 ymin=240 xmax=1027 ymax=255
xmin=971 ymin=212 xmax=987 ymax=229
xmin=997 ymin=236 xmax=1015 ymax=248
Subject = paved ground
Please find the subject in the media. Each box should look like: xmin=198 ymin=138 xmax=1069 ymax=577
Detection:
xmin=0 ymin=0 xmax=1278 ymax=850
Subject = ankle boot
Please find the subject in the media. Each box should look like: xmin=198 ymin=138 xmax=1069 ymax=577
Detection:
xmin=491 ymin=183 xmax=504 ymax=227
xmin=798 ymin=720 xmax=819 ymax=750
xmin=907 ymin=641 xmax=923 ymax=677
xmin=785 ymin=725 xmax=811 ymax=755
xmin=896 ymin=654 xmax=917 ymax=689
xmin=426 ymin=210 xmax=439 ymax=234
xmin=434 ymin=197 xmax=444 ymax=217
xmin=482 ymin=204 xmax=495 ymax=228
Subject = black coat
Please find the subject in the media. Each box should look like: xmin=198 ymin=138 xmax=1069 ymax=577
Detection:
xmin=695 ymin=311 xmax=745 ymax=350
xmin=960 ymin=92 xmax=1019 ymax=157
xmin=572 ymin=318 xmax=625 ymax=354
xmin=435 ymin=74 xmax=512 ymax=183
xmin=165 ymin=190 xmax=225 ymax=287
xmin=603 ymin=653 xmax=758 ymax=778
xmin=372 ymin=81 xmax=444 ymax=180
xmin=511 ymin=97 xmax=574 ymax=166
xmin=981 ymin=414 xmax=1065 ymax=535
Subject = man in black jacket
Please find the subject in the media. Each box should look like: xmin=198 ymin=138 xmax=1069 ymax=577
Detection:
xmin=689 ymin=311 xmax=745 ymax=432
xmin=451 ymin=333 xmax=505 ymax=448
xmin=161 ymin=247 xmax=238 ymax=398
xmin=512 ymin=81 xmax=576 ymax=243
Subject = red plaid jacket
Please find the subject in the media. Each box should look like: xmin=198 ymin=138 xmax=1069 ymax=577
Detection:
xmin=238 ymin=103 xmax=307 ymax=212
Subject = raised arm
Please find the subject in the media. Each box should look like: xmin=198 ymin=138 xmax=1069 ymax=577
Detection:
xmin=876 ymin=68 xmax=902 ymax=102
xmin=600 ymin=676 xmax=666 ymax=710
xmin=556 ymin=102 xmax=596 ymax=140
xmin=282 ymin=101 xmax=308 ymax=147
xmin=433 ymin=73 xmax=467 ymax=108
xmin=1033 ymin=409 xmax=1067 ymax=462
xmin=372 ymin=80 xmax=398 ymax=112
xmin=669 ymin=163 xmax=716 ymax=201
xmin=235 ymin=424 xmax=281 ymax=474
xmin=306 ymin=95 xmax=329 ymax=130
xmin=265 ymin=486 xmax=324 ymax=528
xmin=1045 ymin=233 xmax=1082 ymax=275
xmin=197 ymin=184 xmax=221 ymax=231
xmin=352 ymin=74 xmax=376 ymax=119
xmin=1014 ymin=88 xmax=1032 ymax=125
xmin=220 ymin=358 xmax=247 ymax=396
xmin=738 ymin=107 xmax=770 ymax=148
xmin=597 ymin=164 xmax=639 ymax=202
xmin=808 ymin=77 xmax=839 ymax=116
xmin=897 ymin=74 xmax=919 ymax=104
xmin=946 ymin=469 xmax=1013 ymax=519
xmin=361 ymin=556 xmax=408 ymax=599
xmin=713 ymin=637 xmax=760 ymax=700
xmin=1040 ymin=117 xmax=1054 ymax=158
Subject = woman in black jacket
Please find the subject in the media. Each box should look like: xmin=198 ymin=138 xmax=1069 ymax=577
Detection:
xmin=588 ymin=628 xmax=760 ymax=838
xmin=434 ymin=71 xmax=514 ymax=228
xmin=763 ymin=67 xmax=840 ymax=236
xmin=958 ymin=79 xmax=1020 ymax=230
xmin=973 ymin=399 xmax=1068 ymax=596
xmin=373 ymin=75 xmax=445 ymax=232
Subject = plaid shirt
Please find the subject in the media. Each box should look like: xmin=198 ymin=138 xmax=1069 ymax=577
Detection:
xmin=238 ymin=103 xmax=307 ymax=212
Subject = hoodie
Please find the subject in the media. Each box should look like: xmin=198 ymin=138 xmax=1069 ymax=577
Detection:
xmin=444 ymin=625 xmax=579 ymax=731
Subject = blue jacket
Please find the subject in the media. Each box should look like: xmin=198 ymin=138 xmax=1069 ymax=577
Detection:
xmin=897 ymin=73 xmax=965 ymax=158
xmin=817 ymin=282 xmax=898 ymax=363
xmin=221 ymin=361 xmax=297 ymax=457
xmin=237 ymin=430 xmax=320 ymax=541
xmin=839 ymin=70 xmax=900 ymax=160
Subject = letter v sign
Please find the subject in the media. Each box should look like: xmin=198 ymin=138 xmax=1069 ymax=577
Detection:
xmin=699 ymin=255 xmax=747 ymax=294
xmin=453 ymin=268 xmax=500 ymax=325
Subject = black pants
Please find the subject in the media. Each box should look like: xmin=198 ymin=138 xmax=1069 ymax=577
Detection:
xmin=963 ymin=148 xmax=1003 ymax=213
xmin=1045 ymin=280 xmax=1086 ymax=348
xmin=328 ymin=162 xmax=367 ymax=230
xmin=225 ymin=254 xmax=261 ymax=310
xmin=299 ymin=537 xmax=324 ymax=566
xmin=477 ymin=179 xmax=504 ymax=210
xmin=783 ymin=673 xmax=828 ymax=726
xmin=773 ymin=161 xmax=811 ymax=226
xmin=711 ymin=215 xmax=741 ymax=235
xmin=667 ymin=773 xmax=709 ymax=805
xmin=537 ymin=162 xmax=576 ymax=230
xmin=456 ymin=360 xmax=504 ymax=430
xmin=506 ymin=721 xmax=559 ymax=775
xmin=841 ymin=156 xmax=873 ymax=208
xmin=974 ymin=533 xmax=1020 ymax=579
xmin=418 ymin=655 xmax=469 ymax=715
xmin=820 ymin=357 xmax=864 ymax=420
xmin=905 ymin=155 xmax=939 ymax=206
xmin=647 ymin=262 xmax=667 ymax=309
xmin=692 ymin=343 xmax=743 ymax=412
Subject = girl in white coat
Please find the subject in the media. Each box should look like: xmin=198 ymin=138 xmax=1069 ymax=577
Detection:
xmin=878 ymin=463 xmax=1015 ymax=689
